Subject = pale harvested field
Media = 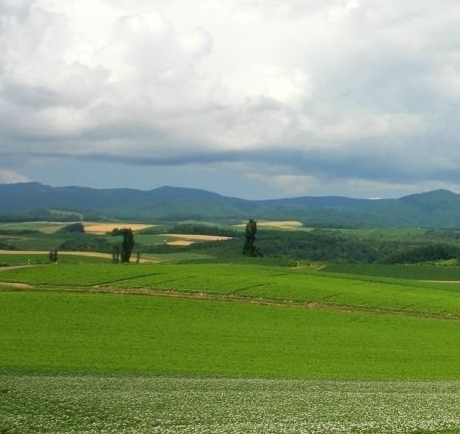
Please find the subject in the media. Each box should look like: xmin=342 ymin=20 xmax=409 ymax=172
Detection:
xmin=0 ymin=250 xmax=50 ymax=255
xmin=161 ymin=233 xmax=231 ymax=246
xmin=0 ymin=249 xmax=110 ymax=258
xmin=236 ymin=220 xmax=303 ymax=229
xmin=164 ymin=234 xmax=231 ymax=241
xmin=0 ymin=250 xmax=155 ymax=263
xmin=84 ymin=223 xmax=155 ymax=234
xmin=166 ymin=240 xmax=194 ymax=246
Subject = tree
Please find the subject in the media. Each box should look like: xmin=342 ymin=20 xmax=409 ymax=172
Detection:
xmin=112 ymin=243 xmax=120 ymax=263
xmin=49 ymin=248 xmax=58 ymax=263
xmin=243 ymin=219 xmax=259 ymax=256
xmin=120 ymin=228 xmax=135 ymax=263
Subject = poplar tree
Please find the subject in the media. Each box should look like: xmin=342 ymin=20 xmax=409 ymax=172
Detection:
xmin=120 ymin=228 xmax=135 ymax=263
xmin=243 ymin=219 xmax=258 ymax=256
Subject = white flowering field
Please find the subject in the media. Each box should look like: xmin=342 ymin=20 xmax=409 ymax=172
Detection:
xmin=2 ymin=374 xmax=460 ymax=434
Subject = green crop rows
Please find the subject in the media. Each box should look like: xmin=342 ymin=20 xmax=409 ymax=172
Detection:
xmin=2 ymin=263 xmax=460 ymax=317
xmin=2 ymin=290 xmax=460 ymax=379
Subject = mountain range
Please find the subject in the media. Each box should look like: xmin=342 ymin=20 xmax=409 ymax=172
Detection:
xmin=1 ymin=182 xmax=460 ymax=228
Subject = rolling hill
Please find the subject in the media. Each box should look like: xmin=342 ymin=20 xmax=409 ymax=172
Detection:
xmin=1 ymin=182 xmax=460 ymax=227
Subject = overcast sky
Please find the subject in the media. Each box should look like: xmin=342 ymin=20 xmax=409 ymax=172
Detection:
xmin=1 ymin=0 xmax=460 ymax=199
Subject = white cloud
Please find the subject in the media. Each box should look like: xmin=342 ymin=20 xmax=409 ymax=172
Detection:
xmin=0 ymin=170 xmax=29 ymax=184
xmin=1 ymin=0 xmax=460 ymax=197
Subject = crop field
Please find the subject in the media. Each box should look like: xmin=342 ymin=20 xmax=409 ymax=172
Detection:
xmin=235 ymin=220 xmax=305 ymax=230
xmin=162 ymin=233 xmax=232 ymax=246
xmin=2 ymin=262 xmax=460 ymax=317
xmin=0 ymin=221 xmax=66 ymax=233
xmin=84 ymin=223 xmax=155 ymax=234
xmin=138 ymin=252 xmax=214 ymax=262
xmin=2 ymin=259 xmax=460 ymax=433
xmin=0 ymin=250 xmax=113 ymax=265
xmin=3 ymin=374 xmax=460 ymax=434
xmin=324 ymin=263 xmax=460 ymax=281
xmin=3 ymin=290 xmax=460 ymax=378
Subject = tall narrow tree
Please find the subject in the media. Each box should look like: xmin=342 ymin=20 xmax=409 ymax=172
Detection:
xmin=112 ymin=243 xmax=120 ymax=264
xmin=121 ymin=228 xmax=135 ymax=263
xmin=243 ymin=219 xmax=258 ymax=256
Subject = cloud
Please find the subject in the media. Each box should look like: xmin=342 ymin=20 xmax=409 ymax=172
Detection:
xmin=1 ymin=0 xmax=460 ymax=198
xmin=0 ymin=170 xmax=29 ymax=184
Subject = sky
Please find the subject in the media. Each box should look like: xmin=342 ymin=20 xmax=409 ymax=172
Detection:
xmin=1 ymin=0 xmax=460 ymax=199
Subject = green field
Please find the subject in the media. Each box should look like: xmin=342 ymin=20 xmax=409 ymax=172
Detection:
xmin=3 ymin=289 xmax=460 ymax=378
xmin=0 ymin=221 xmax=66 ymax=232
xmin=2 ymin=262 xmax=460 ymax=317
xmin=324 ymin=263 xmax=460 ymax=280
xmin=2 ymin=259 xmax=460 ymax=433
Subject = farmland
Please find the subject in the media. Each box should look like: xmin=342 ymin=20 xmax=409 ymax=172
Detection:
xmin=84 ymin=223 xmax=155 ymax=233
xmin=3 ymin=375 xmax=460 ymax=434
xmin=2 ymin=277 xmax=460 ymax=433
xmin=2 ymin=220 xmax=460 ymax=433
xmin=2 ymin=262 xmax=460 ymax=317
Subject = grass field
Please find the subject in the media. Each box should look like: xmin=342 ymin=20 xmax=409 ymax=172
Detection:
xmin=2 ymin=260 xmax=460 ymax=433
xmin=3 ymin=290 xmax=460 ymax=378
xmin=0 ymin=221 xmax=66 ymax=233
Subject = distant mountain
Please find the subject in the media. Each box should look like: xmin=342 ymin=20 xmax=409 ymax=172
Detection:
xmin=1 ymin=182 xmax=460 ymax=227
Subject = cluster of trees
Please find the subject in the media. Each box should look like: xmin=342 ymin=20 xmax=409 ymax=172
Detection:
xmin=111 ymin=228 xmax=135 ymax=263
xmin=56 ymin=226 xmax=136 ymax=263
xmin=0 ymin=229 xmax=39 ymax=235
xmin=0 ymin=240 xmax=14 ymax=250
xmin=59 ymin=236 xmax=114 ymax=252
xmin=168 ymin=223 xmax=237 ymax=237
xmin=49 ymin=248 xmax=58 ymax=263
xmin=163 ymin=225 xmax=460 ymax=265
xmin=0 ymin=209 xmax=83 ymax=222
xmin=58 ymin=223 xmax=85 ymax=233
xmin=254 ymin=229 xmax=381 ymax=263
xmin=381 ymin=243 xmax=460 ymax=264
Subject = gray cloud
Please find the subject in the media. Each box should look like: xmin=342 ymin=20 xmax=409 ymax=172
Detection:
xmin=1 ymin=0 xmax=460 ymax=198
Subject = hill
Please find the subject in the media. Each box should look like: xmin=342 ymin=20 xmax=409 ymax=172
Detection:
xmin=1 ymin=182 xmax=460 ymax=227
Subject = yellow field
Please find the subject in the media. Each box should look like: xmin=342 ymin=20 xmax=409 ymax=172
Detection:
xmin=161 ymin=233 xmax=232 ymax=246
xmin=235 ymin=220 xmax=303 ymax=229
xmin=0 ymin=250 xmax=54 ymax=256
xmin=166 ymin=240 xmax=194 ymax=246
xmin=0 ymin=250 xmax=155 ymax=263
xmin=83 ymin=223 xmax=155 ymax=234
